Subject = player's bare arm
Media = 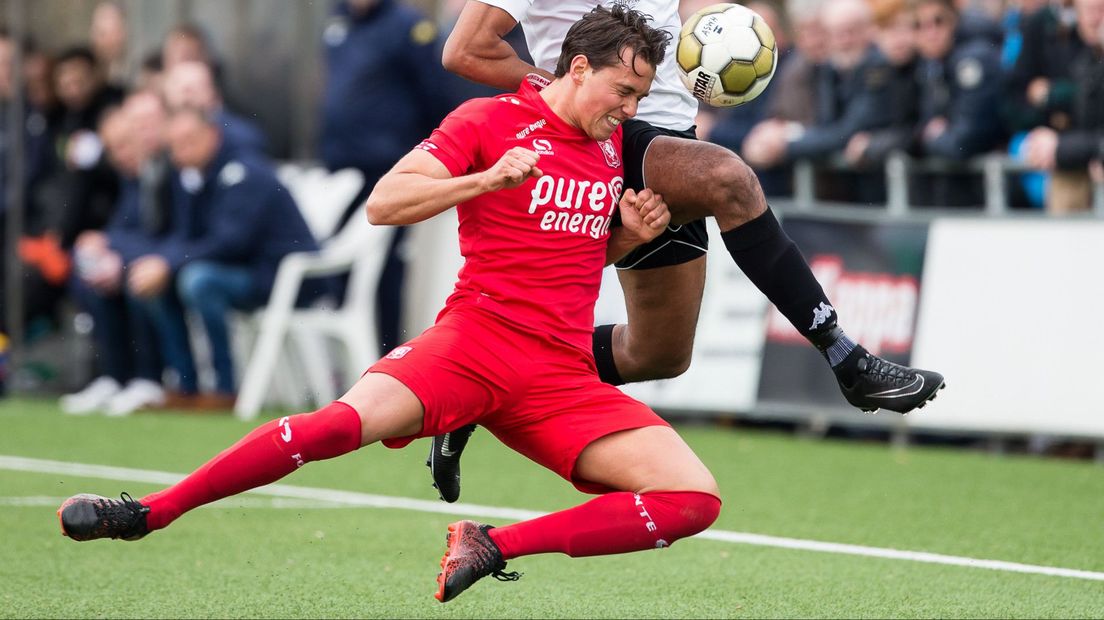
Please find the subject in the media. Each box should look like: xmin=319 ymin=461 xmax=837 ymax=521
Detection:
xmin=442 ymin=1 xmax=553 ymax=91
xmin=607 ymin=187 xmax=670 ymax=264
xmin=365 ymin=147 xmax=543 ymax=226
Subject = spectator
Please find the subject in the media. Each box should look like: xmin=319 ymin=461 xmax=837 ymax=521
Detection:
xmin=913 ymin=0 xmax=1005 ymax=207
xmin=700 ymin=0 xmax=792 ymax=139
xmin=1001 ymin=0 xmax=1055 ymax=69
xmin=843 ymin=0 xmax=922 ymax=169
xmin=8 ymin=47 xmax=121 ymax=337
xmin=765 ymin=0 xmax=828 ymax=127
xmin=129 ymin=109 xmax=321 ymax=408
xmin=35 ymin=46 xmax=123 ymax=244
xmin=318 ymin=0 xmax=457 ymax=355
xmin=61 ymin=97 xmax=168 ymax=415
xmin=162 ymin=60 xmax=268 ymax=155
xmin=89 ymin=1 xmax=131 ymax=90
xmin=743 ymin=0 xmax=882 ymax=201
xmin=1023 ymin=0 xmax=1104 ymax=213
xmin=1005 ymin=0 xmax=1084 ymax=208
xmin=726 ymin=0 xmax=828 ymax=197
xmin=161 ymin=23 xmax=214 ymax=71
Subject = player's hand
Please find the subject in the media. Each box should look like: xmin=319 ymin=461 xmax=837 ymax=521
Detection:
xmin=483 ymin=147 xmax=543 ymax=191
xmin=618 ymin=188 xmax=670 ymax=245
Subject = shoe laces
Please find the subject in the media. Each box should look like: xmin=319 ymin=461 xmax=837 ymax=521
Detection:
xmin=99 ymin=492 xmax=149 ymax=530
xmin=859 ymin=355 xmax=912 ymax=385
xmin=469 ymin=525 xmax=522 ymax=581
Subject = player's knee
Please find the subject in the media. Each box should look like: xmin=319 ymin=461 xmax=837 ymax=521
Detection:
xmin=707 ymin=153 xmax=766 ymax=227
xmin=652 ymin=491 xmax=722 ymax=544
xmin=625 ymin=346 xmax=693 ymax=382
xmin=291 ymin=402 xmax=363 ymax=461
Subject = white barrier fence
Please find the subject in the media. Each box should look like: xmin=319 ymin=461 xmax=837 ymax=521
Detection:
xmin=403 ymin=211 xmax=1104 ymax=440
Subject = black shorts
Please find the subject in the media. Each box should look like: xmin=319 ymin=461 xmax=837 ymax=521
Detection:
xmin=615 ymin=119 xmax=709 ymax=270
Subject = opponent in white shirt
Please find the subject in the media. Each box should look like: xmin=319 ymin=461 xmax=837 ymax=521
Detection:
xmin=428 ymin=0 xmax=947 ymax=504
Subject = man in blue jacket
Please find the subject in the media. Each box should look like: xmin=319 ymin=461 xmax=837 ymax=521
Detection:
xmin=128 ymin=108 xmax=320 ymax=406
xmin=318 ymin=0 xmax=458 ymax=356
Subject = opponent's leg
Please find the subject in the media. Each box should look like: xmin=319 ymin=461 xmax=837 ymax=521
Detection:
xmin=600 ymin=258 xmax=706 ymax=384
xmin=58 ymin=372 xmax=424 ymax=541
xmin=641 ymin=136 xmax=944 ymax=413
xmin=436 ymin=426 xmax=720 ymax=602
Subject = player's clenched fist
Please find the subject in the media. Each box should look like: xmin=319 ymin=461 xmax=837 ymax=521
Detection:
xmin=618 ymin=188 xmax=670 ymax=245
xmin=483 ymin=147 xmax=544 ymax=191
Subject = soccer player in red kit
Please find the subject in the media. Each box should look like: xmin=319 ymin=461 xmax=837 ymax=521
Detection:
xmin=57 ymin=5 xmax=721 ymax=603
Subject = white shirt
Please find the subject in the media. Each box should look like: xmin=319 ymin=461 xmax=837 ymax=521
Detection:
xmin=477 ymin=0 xmax=698 ymax=131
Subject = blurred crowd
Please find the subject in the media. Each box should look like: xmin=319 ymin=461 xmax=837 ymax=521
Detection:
xmin=0 ymin=0 xmax=1101 ymax=413
xmin=693 ymin=0 xmax=1104 ymax=210
xmin=0 ymin=0 xmax=499 ymax=412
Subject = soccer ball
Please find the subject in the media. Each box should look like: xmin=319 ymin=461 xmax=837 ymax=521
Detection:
xmin=675 ymin=3 xmax=778 ymax=107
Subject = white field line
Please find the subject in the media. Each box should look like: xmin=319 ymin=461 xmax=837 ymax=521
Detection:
xmin=5 ymin=454 xmax=1104 ymax=583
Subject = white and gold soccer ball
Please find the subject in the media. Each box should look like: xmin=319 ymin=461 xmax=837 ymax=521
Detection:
xmin=676 ymin=3 xmax=778 ymax=107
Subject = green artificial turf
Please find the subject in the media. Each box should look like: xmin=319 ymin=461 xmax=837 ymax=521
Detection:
xmin=1 ymin=398 xmax=1101 ymax=618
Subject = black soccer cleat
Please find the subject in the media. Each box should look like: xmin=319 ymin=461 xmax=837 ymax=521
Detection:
xmin=836 ymin=347 xmax=945 ymax=415
xmin=434 ymin=520 xmax=520 ymax=603
xmin=426 ymin=424 xmax=476 ymax=503
xmin=57 ymin=492 xmax=150 ymax=542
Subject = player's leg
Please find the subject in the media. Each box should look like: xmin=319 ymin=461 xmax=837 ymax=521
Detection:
xmin=434 ymin=386 xmax=720 ymax=603
xmin=57 ymin=371 xmax=424 ymax=541
xmin=642 ymin=135 xmax=944 ymax=413
xmin=601 ymin=257 xmax=706 ymax=383
xmin=485 ymin=425 xmax=720 ymax=559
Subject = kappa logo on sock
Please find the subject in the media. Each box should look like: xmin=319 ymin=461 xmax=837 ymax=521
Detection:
xmin=809 ymin=302 xmax=836 ymax=331
xmin=385 ymin=346 xmax=413 ymax=360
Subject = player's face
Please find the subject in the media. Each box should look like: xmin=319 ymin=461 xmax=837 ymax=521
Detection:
xmin=574 ymin=48 xmax=654 ymax=142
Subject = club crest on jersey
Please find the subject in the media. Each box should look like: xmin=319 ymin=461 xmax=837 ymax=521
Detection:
xmin=532 ymin=138 xmax=554 ymax=156
xmin=599 ymin=140 xmax=620 ymax=168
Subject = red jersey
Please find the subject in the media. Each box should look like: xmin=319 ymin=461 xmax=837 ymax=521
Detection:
xmin=416 ymin=81 xmax=624 ymax=353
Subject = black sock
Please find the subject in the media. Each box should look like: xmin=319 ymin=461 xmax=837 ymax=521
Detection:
xmin=720 ymin=209 xmax=854 ymax=365
xmin=592 ymin=324 xmax=625 ymax=386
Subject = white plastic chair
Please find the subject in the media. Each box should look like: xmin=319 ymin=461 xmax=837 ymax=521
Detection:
xmin=234 ymin=213 xmax=394 ymax=419
xmin=276 ymin=164 xmax=365 ymax=241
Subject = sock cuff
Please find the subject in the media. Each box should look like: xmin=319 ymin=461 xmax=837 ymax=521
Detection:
xmin=719 ymin=207 xmax=783 ymax=252
xmin=826 ymin=333 xmax=857 ymax=367
xmin=592 ymin=324 xmax=625 ymax=386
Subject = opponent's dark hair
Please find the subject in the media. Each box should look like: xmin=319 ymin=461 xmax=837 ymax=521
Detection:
xmin=554 ymin=3 xmax=671 ymax=78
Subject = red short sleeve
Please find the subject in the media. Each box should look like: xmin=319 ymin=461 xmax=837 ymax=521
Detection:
xmin=414 ymin=99 xmax=492 ymax=177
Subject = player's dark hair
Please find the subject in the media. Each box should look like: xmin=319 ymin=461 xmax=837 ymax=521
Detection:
xmin=554 ymin=3 xmax=671 ymax=78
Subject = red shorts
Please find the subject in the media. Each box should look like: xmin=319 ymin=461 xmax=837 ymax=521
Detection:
xmin=369 ymin=306 xmax=670 ymax=494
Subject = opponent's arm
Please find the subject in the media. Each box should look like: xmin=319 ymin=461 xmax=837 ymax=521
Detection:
xmin=365 ymin=147 xmax=543 ymax=226
xmin=606 ymin=188 xmax=670 ymax=264
xmin=442 ymin=1 xmax=553 ymax=91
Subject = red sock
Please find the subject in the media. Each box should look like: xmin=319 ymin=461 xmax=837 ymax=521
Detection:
xmin=488 ymin=491 xmax=721 ymax=559
xmin=141 ymin=401 xmax=362 ymax=530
